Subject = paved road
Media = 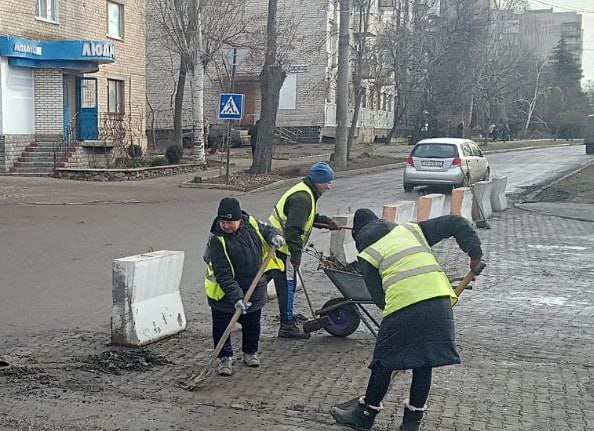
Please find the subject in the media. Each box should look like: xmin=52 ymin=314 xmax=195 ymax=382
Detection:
xmin=1 ymin=144 xmax=593 ymax=431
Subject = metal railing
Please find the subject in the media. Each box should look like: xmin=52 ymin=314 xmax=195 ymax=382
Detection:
xmin=53 ymin=113 xmax=78 ymax=169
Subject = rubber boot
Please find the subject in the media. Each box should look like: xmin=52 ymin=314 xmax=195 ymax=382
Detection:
xmin=330 ymin=397 xmax=381 ymax=431
xmin=399 ymin=401 xmax=426 ymax=431
xmin=278 ymin=320 xmax=310 ymax=339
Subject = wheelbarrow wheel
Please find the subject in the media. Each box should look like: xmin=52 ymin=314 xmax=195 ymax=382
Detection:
xmin=322 ymin=298 xmax=360 ymax=337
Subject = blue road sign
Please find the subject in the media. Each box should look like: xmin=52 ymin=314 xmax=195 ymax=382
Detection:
xmin=218 ymin=93 xmax=244 ymax=120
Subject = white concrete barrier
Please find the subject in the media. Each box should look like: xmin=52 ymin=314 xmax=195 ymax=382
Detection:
xmin=112 ymin=250 xmax=186 ymax=346
xmin=472 ymin=181 xmax=493 ymax=221
xmin=382 ymin=201 xmax=416 ymax=224
xmin=416 ymin=194 xmax=446 ymax=222
xmin=450 ymin=187 xmax=473 ymax=221
xmin=330 ymin=214 xmax=357 ymax=265
xmin=490 ymin=176 xmax=508 ymax=212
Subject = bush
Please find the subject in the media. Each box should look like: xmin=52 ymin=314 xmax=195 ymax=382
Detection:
xmin=127 ymin=144 xmax=143 ymax=159
xmin=150 ymin=156 xmax=168 ymax=167
xmin=555 ymin=111 xmax=586 ymax=140
xmin=165 ymin=144 xmax=184 ymax=164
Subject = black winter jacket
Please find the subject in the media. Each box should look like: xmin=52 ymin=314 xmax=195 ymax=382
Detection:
xmin=281 ymin=177 xmax=333 ymax=259
xmin=206 ymin=212 xmax=281 ymax=313
xmin=354 ymin=215 xmax=483 ymax=310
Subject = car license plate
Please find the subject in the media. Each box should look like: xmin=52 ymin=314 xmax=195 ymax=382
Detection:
xmin=421 ymin=160 xmax=443 ymax=167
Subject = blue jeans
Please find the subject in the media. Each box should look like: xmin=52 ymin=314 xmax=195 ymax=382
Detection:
xmin=211 ymin=308 xmax=261 ymax=358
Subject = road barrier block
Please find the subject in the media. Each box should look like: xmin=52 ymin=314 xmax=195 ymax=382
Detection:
xmin=490 ymin=176 xmax=508 ymax=212
xmin=416 ymin=193 xmax=445 ymax=221
xmin=382 ymin=201 xmax=416 ymax=224
xmin=450 ymin=187 xmax=473 ymax=221
xmin=472 ymin=181 xmax=493 ymax=221
xmin=112 ymin=250 xmax=186 ymax=346
xmin=330 ymin=214 xmax=357 ymax=265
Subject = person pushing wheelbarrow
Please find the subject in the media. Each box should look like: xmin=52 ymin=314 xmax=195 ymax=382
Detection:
xmin=331 ymin=209 xmax=485 ymax=431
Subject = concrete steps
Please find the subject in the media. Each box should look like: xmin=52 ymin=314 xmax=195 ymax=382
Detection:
xmin=8 ymin=141 xmax=76 ymax=176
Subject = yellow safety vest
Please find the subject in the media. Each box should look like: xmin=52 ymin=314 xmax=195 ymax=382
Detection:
xmin=204 ymin=216 xmax=284 ymax=301
xmin=359 ymin=223 xmax=457 ymax=317
xmin=268 ymin=182 xmax=316 ymax=255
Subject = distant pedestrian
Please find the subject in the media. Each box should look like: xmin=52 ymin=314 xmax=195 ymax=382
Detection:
xmin=456 ymin=121 xmax=464 ymax=138
xmin=248 ymin=120 xmax=260 ymax=156
xmin=502 ymin=123 xmax=512 ymax=142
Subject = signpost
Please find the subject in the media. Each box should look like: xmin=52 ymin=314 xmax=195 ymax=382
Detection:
xmin=220 ymin=47 xmax=249 ymax=184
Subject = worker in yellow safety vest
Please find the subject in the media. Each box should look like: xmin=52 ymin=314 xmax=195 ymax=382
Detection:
xmin=331 ymin=208 xmax=485 ymax=431
xmin=204 ymin=197 xmax=285 ymax=376
xmin=268 ymin=162 xmax=340 ymax=339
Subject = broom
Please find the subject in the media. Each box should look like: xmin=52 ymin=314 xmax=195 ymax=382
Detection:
xmin=177 ymin=247 xmax=276 ymax=391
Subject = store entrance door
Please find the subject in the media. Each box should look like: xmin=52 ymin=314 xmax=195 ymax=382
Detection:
xmin=76 ymin=77 xmax=98 ymax=140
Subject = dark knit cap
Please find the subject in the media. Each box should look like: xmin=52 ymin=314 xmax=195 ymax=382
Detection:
xmin=217 ymin=197 xmax=242 ymax=221
xmin=352 ymin=208 xmax=379 ymax=239
xmin=307 ymin=162 xmax=335 ymax=184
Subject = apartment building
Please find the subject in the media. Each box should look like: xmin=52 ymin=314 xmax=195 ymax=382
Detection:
xmin=146 ymin=0 xmax=397 ymax=146
xmin=0 ymin=0 xmax=146 ymax=173
xmin=520 ymin=8 xmax=583 ymax=66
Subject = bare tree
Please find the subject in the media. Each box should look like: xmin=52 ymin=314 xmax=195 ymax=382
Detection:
xmin=250 ymin=0 xmax=286 ymax=174
xmin=151 ymin=0 xmax=246 ymax=163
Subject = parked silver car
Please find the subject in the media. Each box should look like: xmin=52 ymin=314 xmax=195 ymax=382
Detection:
xmin=403 ymin=138 xmax=490 ymax=192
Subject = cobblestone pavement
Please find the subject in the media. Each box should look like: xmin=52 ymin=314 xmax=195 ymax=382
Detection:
xmin=2 ymin=205 xmax=593 ymax=430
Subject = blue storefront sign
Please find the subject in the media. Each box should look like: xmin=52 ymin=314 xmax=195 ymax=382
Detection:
xmin=0 ymin=36 xmax=115 ymax=72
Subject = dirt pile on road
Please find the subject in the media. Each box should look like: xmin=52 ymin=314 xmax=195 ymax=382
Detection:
xmin=533 ymin=163 xmax=594 ymax=203
xmin=80 ymin=349 xmax=171 ymax=375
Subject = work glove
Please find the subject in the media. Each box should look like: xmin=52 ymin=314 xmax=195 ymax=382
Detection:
xmin=290 ymin=253 xmax=301 ymax=272
xmin=327 ymin=220 xmax=340 ymax=231
xmin=469 ymin=257 xmax=486 ymax=275
xmin=234 ymin=299 xmax=252 ymax=314
xmin=270 ymin=235 xmax=285 ymax=248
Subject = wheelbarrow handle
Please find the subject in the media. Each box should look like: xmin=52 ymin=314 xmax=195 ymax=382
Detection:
xmin=313 ymin=223 xmax=353 ymax=230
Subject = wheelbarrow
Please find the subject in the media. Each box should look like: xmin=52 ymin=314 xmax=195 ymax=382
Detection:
xmin=315 ymin=268 xmax=381 ymax=338
xmin=313 ymin=267 xmax=478 ymax=339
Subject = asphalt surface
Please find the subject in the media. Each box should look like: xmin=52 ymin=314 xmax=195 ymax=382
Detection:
xmin=1 ymin=143 xmax=593 ymax=430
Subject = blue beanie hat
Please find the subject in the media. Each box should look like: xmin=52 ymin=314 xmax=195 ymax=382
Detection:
xmin=307 ymin=162 xmax=335 ymax=184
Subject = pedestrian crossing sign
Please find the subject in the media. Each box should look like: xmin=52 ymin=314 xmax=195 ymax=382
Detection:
xmin=218 ymin=93 xmax=244 ymax=120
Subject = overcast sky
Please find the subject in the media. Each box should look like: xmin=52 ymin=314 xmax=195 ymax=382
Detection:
xmin=527 ymin=0 xmax=594 ymax=83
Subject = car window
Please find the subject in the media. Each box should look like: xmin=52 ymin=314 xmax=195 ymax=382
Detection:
xmin=412 ymin=143 xmax=458 ymax=158
xmin=470 ymin=142 xmax=483 ymax=157
xmin=461 ymin=143 xmax=473 ymax=157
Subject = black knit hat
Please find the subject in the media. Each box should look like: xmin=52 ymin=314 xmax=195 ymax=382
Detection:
xmin=352 ymin=208 xmax=379 ymax=239
xmin=217 ymin=197 xmax=242 ymax=221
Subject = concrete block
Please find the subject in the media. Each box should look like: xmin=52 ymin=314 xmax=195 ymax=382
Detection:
xmin=382 ymin=201 xmax=415 ymax=224
xmin=330 ymin=214 xmax=357 ymax=265
xmin=472 ymin=181 xmax=493 ymax=221
xmin=450 ymin=187 xmax=473 ymax=221
xmin=111 ymin=250 xmax=186 ymax=346
xmin=416 ymin=194 xmax=446 ymax=221
xmin=490 ymin=177 xmax=508 ymax=212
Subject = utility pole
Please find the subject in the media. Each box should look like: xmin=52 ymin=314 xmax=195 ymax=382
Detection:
xmin=334 ymin=0 xmax=350 ymax=169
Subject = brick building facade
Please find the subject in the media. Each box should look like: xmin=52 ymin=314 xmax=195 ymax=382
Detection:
xmin=0 ymin=0 xmax=146 ymax=173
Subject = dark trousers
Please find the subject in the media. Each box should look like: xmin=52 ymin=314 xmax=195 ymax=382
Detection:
xmin=268 ymin=252 xmax=296 ymax=323
xmin=364 ymin=363 xmax=432 ymax=408
xmin=211 ymin=308 xmax=261 ymax=358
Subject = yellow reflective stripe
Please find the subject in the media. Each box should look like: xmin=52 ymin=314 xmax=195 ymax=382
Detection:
xmin=402 ymin=223 xmax=431 ymax=250
xmin=378 ymin=246 xmax=427 ymax=273
xmin=382 ymin=264 xmax=442 ymax=290
xmin=360 ymin=247 xmax=382 ymax=268
xmin=218 ymin=237 xmax=235 ymax=278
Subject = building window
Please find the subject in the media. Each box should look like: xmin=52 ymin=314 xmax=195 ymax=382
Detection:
xmin=107 ymin=79 xmax=124 ymax=114
xmin=36 ymin=0 xmax=58 ymax=22
xmin=107 ymin=1 xmax=124 ymax=39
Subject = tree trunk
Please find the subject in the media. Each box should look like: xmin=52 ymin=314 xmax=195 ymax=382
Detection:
xmin=191 ymin=10 xmax=206 ymax=165
xmin=250 ymin=0 xmax=284 ymax=174
xmin=347 ymin=85 xmax=362 ymax=157
xmin=173 ymin=55 xmax=187 ymax=147
xmin=334 ymin=0 xmax=350 ymax=169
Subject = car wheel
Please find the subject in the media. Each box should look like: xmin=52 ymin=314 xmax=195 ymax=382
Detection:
xmin=482 ymin=167 xmax=491 ymax=181
xmin=403 ymin=182 xmax=414 ymax=192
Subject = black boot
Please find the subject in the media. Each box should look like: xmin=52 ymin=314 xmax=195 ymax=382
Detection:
xmin=278 ymin=320 xmax=310 ymax=339
xmin=399 ymin=401 xmax=425 ymax=431
xmin=331 ymin=398 xmax=381 ymax=431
